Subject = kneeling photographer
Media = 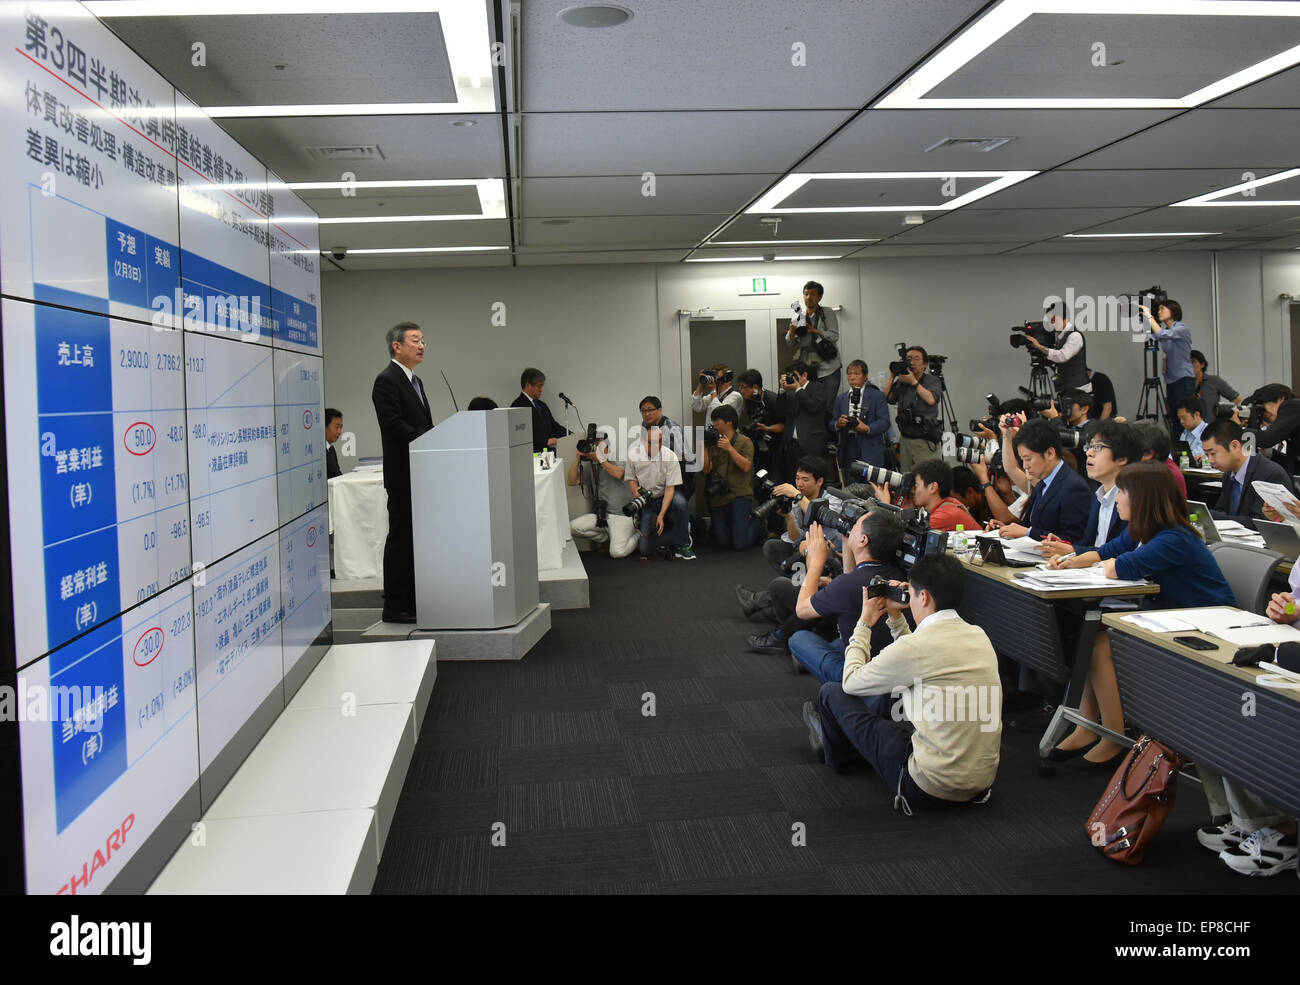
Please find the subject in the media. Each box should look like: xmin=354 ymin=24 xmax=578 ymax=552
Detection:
xmin=700 ymin=405 xmax=760 ymax=550
xmin=624 ymin=422 xmax=690 ymax=560
xmin=750 ymin=455 xmax=841 ymax=574
xmin=567 ymin=427 xmax=637 ymax=558
xmin=804 ymin=554 xmax=1001 ymax=810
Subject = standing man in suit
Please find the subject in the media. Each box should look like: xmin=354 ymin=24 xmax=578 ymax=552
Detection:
xmin=371 ymin=322 xmax=434 ymax=624
xmin=325 ymin=407 xmax=344 ymax=480
xmin=511 ymin=368 xmax=568 ymax=453
xmin=777 ymin=361 xmax=831 ymax=482
xmin=993 ymin=419 xmax=1092 ymax=543
xmin=1202 ymin=419 xmax=1296 ymax=529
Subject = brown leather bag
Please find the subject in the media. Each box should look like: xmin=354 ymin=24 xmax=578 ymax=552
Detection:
xmin=1084 ymin=736 xmax=1182 ymax=865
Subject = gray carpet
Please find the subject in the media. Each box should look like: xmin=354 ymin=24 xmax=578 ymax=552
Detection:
xmin=373 ymin=546 xmax=1299 ymax=894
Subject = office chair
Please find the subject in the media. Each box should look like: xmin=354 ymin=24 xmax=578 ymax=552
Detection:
xmin=1207 ymin=542 xmax=1285 ymax=614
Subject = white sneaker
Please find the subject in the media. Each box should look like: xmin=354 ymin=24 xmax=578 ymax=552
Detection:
xmin=1196 ymin=822 xmax=1247 ymax=853
xmin=1218 ymin=827 xmax=1299 ymax=877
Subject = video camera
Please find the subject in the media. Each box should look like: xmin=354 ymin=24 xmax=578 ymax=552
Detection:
xmin=867 ymin=575 xmax=909 ymax=605
xmin=1009 ymin=320 xmax=1054 ymax=354
xmin=1135 ymin=285 xmax=1168 ymax=319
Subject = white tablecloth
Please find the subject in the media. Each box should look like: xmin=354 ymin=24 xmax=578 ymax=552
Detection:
xmin=329 ymin=461 xmax=572 ymax=579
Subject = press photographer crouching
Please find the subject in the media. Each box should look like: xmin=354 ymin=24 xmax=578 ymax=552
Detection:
xmin=751 ymin=455 xmax=840 ymax=573
xmin=568 ymin=427 xmax=637 ymax=558
xmin=624 ymin=422 xmax=690 ymax=561
xmin=803 ymin=553 xmax=1001 ymax=811
xmin=700 ymin=405 xmax=760 ymax=550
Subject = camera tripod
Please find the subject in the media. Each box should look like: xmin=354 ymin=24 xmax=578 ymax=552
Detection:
xmin=1027 ymin=354 xmax=1056 ymax=407
xmin=929 ymin=364 xmax=961 ymax=435
xmin=1135 ymin=337 xmax=1168 ymax=424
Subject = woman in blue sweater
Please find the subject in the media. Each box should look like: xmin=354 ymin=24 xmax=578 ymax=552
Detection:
xmin=1046 ymin=462 xmax=1235 ymax=767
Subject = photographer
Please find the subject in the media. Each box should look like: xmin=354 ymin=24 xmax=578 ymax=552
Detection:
xmin=884 ymin=345 xmax=943 ymax=471
xmin=968 ymin=454 xmax=1026 ymax=527
xmin=568 ymin=432 xmax=637 ymax=558
xmin=1086 ymin=368 xmax=1117 ymax=420
xmin=625 ymin=422 xmax=690 ymax=561
xmin=1137 ymin=297 xmax=1194 ymax=433
xmin=874 ymin=458 xmax=979 ymax=533
xmin=788 ymin=513 xmax=907 ymax=683
xmin=785 ymin=280 xmax=842 ymax=396
xmin=737 ymin=369 xmax=784 ymax=480
xmin=1240 ymin=383 xmax=1300 ymax=477
xmin=1191 ymin=350 xmax=1241 ymax=421
xmin=777 ymin=360 xmax=832 ymax=480
xmin=833 ymin=359 xmax=890 ymax=470
xmin=746 ymin=456 xmax=841 ymax=575
xmin=700 ymin=405 xmax=759 ymax=550
xmin=690 ymin=363 xmax=744 ymax=420
xmin=1041 ymin=390 xmax=1092 ymax=475
xmin=638 ymin=395 xmax=697 ymax=504
xmin=1021 ymin=302 xmax=1089 ymax=394
xmin=803 ymin=554 xmax=1000 ymax=810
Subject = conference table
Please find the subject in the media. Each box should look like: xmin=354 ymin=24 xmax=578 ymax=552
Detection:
xmin=328 ymin=458 xmax=571 ymax=579
xmin=1104 ymin=612 xmax=1300 ymax=817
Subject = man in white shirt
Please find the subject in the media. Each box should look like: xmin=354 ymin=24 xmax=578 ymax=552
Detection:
xmin=1175 ymin=396 xmax=1209 ymax=464
xmin=625 ymin=423 xmax=689 ymax=559
xmin=1022 ymin=303 xmax=1090 ymax=394
xmin=802 ymin=553 xmax=1001 ymax=811
xmin=690 ymin=364 xmax=744 ymax=421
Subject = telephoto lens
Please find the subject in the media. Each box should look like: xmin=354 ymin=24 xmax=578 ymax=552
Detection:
xmin=955 ymin=446 xmax=984 ymax=464
xmin=845 ymin=461 xmax=904 ymax=489
xmin=622 ymin=494 xmax=649 ymax=517
xmin=952 ymin=433 xmax=982 ymax=450
xmin=807 ymin=496 xmax=871 ymax=537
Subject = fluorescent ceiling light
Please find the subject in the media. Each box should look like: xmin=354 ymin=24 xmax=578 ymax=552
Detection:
xmin=311 ymin=179 xmax=505 ymax=222
xmin=87 ymin=2 xmax=496 ymax=116
xmin=1064 ymin=232 xmax=1220 ymax=238
xmin=1171 ymin=168 xmax=1300 ymax=207
xmin=747 ymin=172 xmax=1037 ymax=214
xmin=685 ymin=255 xmax=846 ymax=263
xmin=876 ymin=0 xmax=1300 ymax=110
xmin=336 ymin=247 xmax=509 ymax=255
xmin=709 ymin=239 xmax=879 ymax=245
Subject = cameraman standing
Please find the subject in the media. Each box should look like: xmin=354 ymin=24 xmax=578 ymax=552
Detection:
xmin=885 ymin=346 xmax=943 ymax=471
xmin=701 ymin=406 xmax=759 ymax=550
xmin=1138 ymin=298 xmax=1194 ymax=434
xmin=568 ymin=432 xmax=637 ymax=558
xmin=1022 ymin=302 xmax=1090 ymax=394
xmin=737 ymin=369 xmax=784 ymax=482
xmin=786 ymin=280 xmax=842 ymax=396
xmin=778 ymin=361 xmax=832 ymax=481
xmin=690 ymin=363 xmax=744 ymax=419
xmin=834 ymin=359 xmax=890 ymax=470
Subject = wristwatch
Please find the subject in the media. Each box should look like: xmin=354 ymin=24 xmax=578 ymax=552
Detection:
xmin=980 ymin=481 xmax=993 ymax=492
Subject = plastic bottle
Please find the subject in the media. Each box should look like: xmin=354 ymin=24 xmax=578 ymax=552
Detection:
xmin=954 ymin=524 xmax=969 ymax=556
xmin=1179 ymin=451 xmax=1190 ymax=470
xmin=1189 ymin=513 xmax=1205 ymax=539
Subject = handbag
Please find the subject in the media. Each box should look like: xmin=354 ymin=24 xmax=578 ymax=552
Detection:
xmin=1084 ymin=735 xmax=1182 ymax=865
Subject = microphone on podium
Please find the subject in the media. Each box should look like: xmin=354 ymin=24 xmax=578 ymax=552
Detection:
xmin=558 ymin=392 xmax=573 ymax=407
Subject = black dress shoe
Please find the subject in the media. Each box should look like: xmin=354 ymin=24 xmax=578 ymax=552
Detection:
xmin=382 ymin=610 xmax=417 ymax=624
xmin=1046 ymin=739 xmax=1099 ymax=763
xmin=747 ymin=630 xmax=788 ymax=654
xmin=1065 ymin=749 xmax=1126 ymax=771
xmin=1007 ymin=701 xmax=1055 ymax=734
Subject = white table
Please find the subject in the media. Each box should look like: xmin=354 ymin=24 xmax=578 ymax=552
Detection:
xmin=329 ymin=461 xmax=571 ymax=578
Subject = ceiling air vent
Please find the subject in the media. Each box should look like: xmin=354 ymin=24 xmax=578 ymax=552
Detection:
xmin=303 ymin=144 xmax=387 ymax=162
xmin=924 ymin=136 xmax=1015 ymax=153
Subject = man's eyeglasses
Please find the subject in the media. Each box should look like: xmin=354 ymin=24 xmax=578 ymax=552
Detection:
xmin=1084 ymin=442 xmax=1111 ymax=454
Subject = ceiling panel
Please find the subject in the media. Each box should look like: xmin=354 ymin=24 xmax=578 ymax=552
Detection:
xmin=523 ymin=111 xmax=851 ymax=177
xmin=1005 ymin=239 xmax=1196 ymax=254
xmin=964 ymin=169 xmax=1294 ymax=210
xmin=303 ymin=189 xmax=486 ymax=219
xmin=1206 ymin=65 xmax=1300 ymax=108
xmin=521 ymin=175 xmax=781 ymax=217
xmin=219 ymin=116 xmax=505 ymax=182
xmin=1075 ymin=207 xmax=1300 ymax=236
xmin=330 ymin=253 xmax=513 ymax=271
xmin=105 ymin=13 xmax=456 ymax=107
xmin=884 ymin=208 xmax=1143 ymax=240
xmin=713 ymin=212 xmax=919 ymax=241
xmin=522 ymin=0 xmax=987 ymax=111
xmin=802 ymin=109 xmax=1177 ymax=172
xmin=520 ymin=215 xmax=730 ymax=247
xmin=1062 ymin=110 xmax=1300 ymax=170
xmin=1154 ymin=239 xmax=1265 ymax=252
xmin=319 ymin=219 xmax=510 ymax=251
xmin=516 ymin=250 xmax=691 ymax=266
xmin=854 ymin=242 xmax=1034 ymax=257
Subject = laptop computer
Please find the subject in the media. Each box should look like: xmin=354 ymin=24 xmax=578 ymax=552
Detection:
xmin=1187 ymin=500 xmax=1221 ymax=543
xmin=1256 ymin=519 xmax=1300 ymax=561
xmin=976 ymin=536 xmax=1039 ymax=568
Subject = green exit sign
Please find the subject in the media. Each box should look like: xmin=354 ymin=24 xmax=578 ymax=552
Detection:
xmin=737 ymin=276 xmax=779 ymax=296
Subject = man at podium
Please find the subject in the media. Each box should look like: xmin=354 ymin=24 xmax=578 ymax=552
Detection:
xmin=511 ymin=367 xmax=568 ymax=453
xmin=371 ymin=322 xmax=434 ymax=623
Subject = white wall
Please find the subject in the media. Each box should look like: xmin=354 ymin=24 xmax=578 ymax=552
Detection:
xmin=323 ymin=250 xmax=1286 ymax=464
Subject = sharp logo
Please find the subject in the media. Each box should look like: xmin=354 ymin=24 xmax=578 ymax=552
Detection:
xmin=49 ymin=915 xmax=151 ymax=965
xmin=514 ymin=423 xmax=525 ymax=431
xmin=56 ymin=814 xmax=134 ymax=895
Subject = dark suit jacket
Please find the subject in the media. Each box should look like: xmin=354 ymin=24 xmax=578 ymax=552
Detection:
xmin=1079 ymin=491 xmax=1126 ymax=549
xmin=326 ymin=443 xmax=342 ymax=480
xmin=778 ymin=380 xmax=831 ymax=454
xmin=371 ymin=361 xmax=433 ymax=499
xmin=1212 ymin=453 xmax=1296 ymax=529
xmin=1251 ymin=398 xmax=1300 ymax=478
xmin=1022 ymin=462 xmax=1093 ymax=542
xmin=511 ymin=392 xmax=567 ymax=453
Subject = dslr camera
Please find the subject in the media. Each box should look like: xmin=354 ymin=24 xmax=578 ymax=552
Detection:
xmin=789 ymin=301 xmax=808 ymax=336
xmin=750 ymin=469 xmax=795 ymax=522
xmin=888 ymin=342 xmax=910 ymax=377
xmin=623 ymin=493 xmax=650 ymax=517
xmin=703 ymin=425 xmax=720 ymax=447
xmin=955 ymin=446 xmax=984 ymax=464
xmin=867 ymin=575 xmax=909 ymax=605
xmin=807 ymin=495 xmax=872 ymax=538
xmin=575 ymin=422 xmax=603 ymax=455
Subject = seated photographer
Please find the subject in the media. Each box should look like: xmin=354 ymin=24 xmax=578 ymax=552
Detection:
xmin=1037 ymin=419 xmax=1139 ymax=558
xmin=1131 ymin=418 xmax=1188 ymax=499
xmin=884 ymin=345 xmax=943 ymax=471
xmin=1048 ymin=462 xmax=1235 ymax=767
xmin=788 ymin=513 xmax=906 ymax=684
xmin=1240 ymin=383 xmax=1300 ymax=477
xmin=625 ymin=422 xmax=690 ymax=560
xmin=786 ymin=280 xmax=842 ymax=397
xmin=1201 ymin=418 xmax=1295 ymax=528
xmin=753 ymin=455 xmax=840 ymax=574
xmin=700 ymin=405 xmax=760 ymax=551
xmin=990 ymin=420 xmax=1092 ymax=542
xmin=966 ymin=457 xmax=1024 ymax=527
xmin=568 ymin=431 xmax=637 ymax=558
xmin=833 ymin=359 xmax=890 ymax=470
xmin=737 ymin=369 xmax=784 ymax=479
xmin=1175 ymin=395 xmax=1209 ymax=464
xmin=803 ymin=554 xmax=1000 ymax=810
xmin=777 ymin=360 xmax=832 ymax=479
xmin=690 ymin=363 xmax=744 ymax=420
xmin=873 ymin=458 xmax=979 ymax=533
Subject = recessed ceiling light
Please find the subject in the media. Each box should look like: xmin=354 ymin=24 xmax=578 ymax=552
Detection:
xmin=747 ymin=171 xmax=1038 ymax=214
xmin=1171 ymin=168 xmax=1300 ymax=207
xmin=903 ymin=215 xmax=924 ymax=226
xmin=875 ymin=0 xmax=1300 ymax=110
xmin=451 ymin=120 xmax=476 ymax=128
xmin=295 ymin=179 xmax=505 ymax=221
xmin=559 ymin=4 xmax=633 ymax=28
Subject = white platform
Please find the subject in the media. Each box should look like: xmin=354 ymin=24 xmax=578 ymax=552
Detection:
xmin=147 ymin=640 xmax=435 ymax=895
xmin=538 ymin=539 xmax=589 ymax=610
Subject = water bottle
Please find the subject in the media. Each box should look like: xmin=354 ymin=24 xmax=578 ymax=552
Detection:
xmin=1189 ymin=513 xmax=1205 ymax=539
xmin=954 ymin=524 xmax=969 ymax=557
xmin=1179 ymin=451 xmax=1190 ymax=470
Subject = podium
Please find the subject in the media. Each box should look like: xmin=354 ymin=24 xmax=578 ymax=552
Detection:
xmin=410 ymin=408 xmax=539 ymax=629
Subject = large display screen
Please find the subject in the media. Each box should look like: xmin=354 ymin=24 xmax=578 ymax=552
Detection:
xmin=1 ymin=0 xmax=330 ymax=895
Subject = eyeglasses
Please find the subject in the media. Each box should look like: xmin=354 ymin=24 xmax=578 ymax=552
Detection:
xmin=1084 ymin=442 xmax=1111 ymax=454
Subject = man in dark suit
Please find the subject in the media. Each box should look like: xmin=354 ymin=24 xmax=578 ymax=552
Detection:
xmin=995 ymin=419 xmax=1092 ymax=543
xmin=777 ymin=360 xmax=831 ymax=482
xmin=1243 ymin=383 xmax=1300 ymax=478
xmin=325 ymin=407 xmax=344 ymax=480
xmin=1039 ymin=420 xmax=1140 ymax=560
xmin=371 ymin=322 xmax=434 ymax=623
xmin=1202 ymin=418 xmax=1297 ymax=529
xmin=510 ymin=368 xmax=567 ymax=453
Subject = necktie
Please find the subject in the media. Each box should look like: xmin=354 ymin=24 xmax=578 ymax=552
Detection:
xmin=1229 ymin=478 xmax=1243 ymax=514
xmin=412 ymin=374 xmax=425 ymax=407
